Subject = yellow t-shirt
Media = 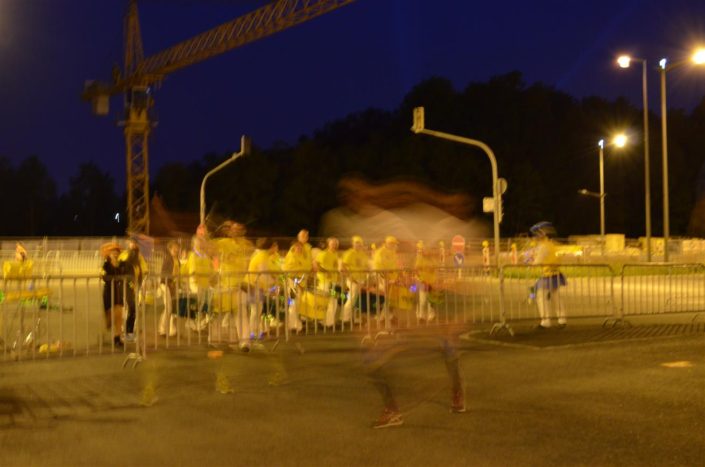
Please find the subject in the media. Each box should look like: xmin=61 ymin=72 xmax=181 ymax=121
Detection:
xmin=187 ymin=250 xmax=213 ymax=290
xmin=248 ymin=249 xmax=281 ymax=291
xmin=283 ymin=248 xmax=312 ymax=274
xmin=414 ymin=253 xmax=437 ymax=284
xmin=315 ymin=249 xmax=340 ymax=285
xmin=372 ymin=246 xmax=399 ymax=282
xmin=215 ymin=237 xmax=253 ymax=287
xmin=2 ymin=260 xmax=33 ymax=280
xmin=341 ymin=248 xmax=369 ymax=283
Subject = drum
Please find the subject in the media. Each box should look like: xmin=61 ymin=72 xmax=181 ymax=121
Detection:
xmin=298 ymin=289 xmax=331 ymax=321
xmin=387 ymin=284 xmax=416 ymax=311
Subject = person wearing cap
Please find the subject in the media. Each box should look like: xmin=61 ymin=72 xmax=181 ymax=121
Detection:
xmin=247 ymin=238 xmax=282 ymax=343
xmin=529 ymin=221 xmax=567 ymax=329
xmin=414 ymin=240 xmax=437 ymax=322
xmin=315 ymin=237 xmax=341 ymax=327
xmin=100 ymin=242 xmax=125 ymax=347
xmin=296 ymin=229 xmax=313 ymax=265
xmin=119 ymin=237 xmax=149 ymax=342
xmin=341 ymin=235 xmax=369 ymax=324
xmin=186 ymin=235 xmax=215 ymax=333
xmin=283 ymin=240 xmax=312 ymax=331
xmin=481 ymin=240 xmax=491 ymax=268
xmin=213 ymin=221 xmax=254 ymax=345
xmin=158 ymin=240 xmax=181 ymax=337
xmin=372 ymin=236 xmax=402 ymax=324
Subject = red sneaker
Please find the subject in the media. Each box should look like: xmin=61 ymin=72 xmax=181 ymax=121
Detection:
xmin=451 ymin=389 xmax=466 ymax=413
xmin=372 ymin=408 xmax=403 ymax=429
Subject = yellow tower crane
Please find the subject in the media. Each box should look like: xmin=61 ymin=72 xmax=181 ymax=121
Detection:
xmin=83 ymin=0 xmax=356 ymax=234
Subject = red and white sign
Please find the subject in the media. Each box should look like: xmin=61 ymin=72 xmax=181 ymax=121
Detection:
xmin=451 ymin=235 xmax=465 ymax=254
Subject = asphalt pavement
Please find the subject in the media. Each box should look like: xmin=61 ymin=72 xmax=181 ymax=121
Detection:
xmin=0 ymin=316 xmax=704 ymax=467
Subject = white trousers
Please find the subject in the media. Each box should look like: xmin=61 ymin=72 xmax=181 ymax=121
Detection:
xmin=536 ymin=287 xmax=566 ymax=327
xmin=416 ymin=282 xmax=436 ymax=321
xmin=342 ymin=280 xmax=360 ymax=322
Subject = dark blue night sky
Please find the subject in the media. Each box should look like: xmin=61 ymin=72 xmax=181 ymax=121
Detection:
xmin=2 ymin=0 xmax=705 ymax=192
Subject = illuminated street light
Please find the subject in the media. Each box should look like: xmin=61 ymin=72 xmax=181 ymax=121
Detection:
xmin=616 ymin=54 xmax=652 ymax=261
xmin=693 ymin=48 xmax=705 ymax=65
xmin=658 ymin=48 xmax=705 ymax=261
xmin=583 ymin=136 xmax=628 ymax=247
xmin=612 ymin=133 xmax=628 ymax=148
xmin=617 ymin=55 xmax=631 ymax=68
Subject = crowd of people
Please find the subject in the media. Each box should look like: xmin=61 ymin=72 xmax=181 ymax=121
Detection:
xmin=98 ymin=220 xmax=568 ymax=350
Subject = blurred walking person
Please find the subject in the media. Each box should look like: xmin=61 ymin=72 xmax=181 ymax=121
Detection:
xmin=283 ymin=240 xmax=312 ymax=332
xmin=529 ymin=221 xmax=567 ymax=329
xmin=315 ymin=237 xmax=341 ymax=327
xmin=159 ymin=240 xmax=181 ymax=337
xmin=340 ymin=235 xmax=369 ymax=324
xmin=119 ymin=237 xmax=148 ymax=342
xmin=247 ymin=238 xmax=281 ymax=342
xmin=187 ymin=235 xmax=214 ymax=332
xmin=100 ymin=242 xmax=125 ymax=347
xmin=414 ymin=241 xmax=437 ymax=322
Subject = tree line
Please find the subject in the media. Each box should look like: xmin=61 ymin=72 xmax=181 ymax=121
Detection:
xmin=4 ymin=71 xmax=705 ymax=238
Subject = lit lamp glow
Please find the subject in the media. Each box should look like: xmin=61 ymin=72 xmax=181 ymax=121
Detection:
xmin=692 ymin=48 xmax=705 ymax=65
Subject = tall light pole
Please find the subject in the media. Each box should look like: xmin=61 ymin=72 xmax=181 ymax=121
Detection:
xmin=617 ymin=55 xmax=652 ymax=261
xmin=598 ymin=139 xmax=606 ymax=242
xmin=658 ymin=48 xmax=705 ymax=261
xmin=581 ymin=135 xmax=627 ymax=248
xmin=199 ymin=135 xmax=251 ymax=226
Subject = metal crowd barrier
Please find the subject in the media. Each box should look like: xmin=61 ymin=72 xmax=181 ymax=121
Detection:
xmin=620 ymin=263 xmax=705 ymax=318
xmin=499 ymin=264 xmax=617 ymax=325
xmin=3 ymin=263 xmax=705 ymax=363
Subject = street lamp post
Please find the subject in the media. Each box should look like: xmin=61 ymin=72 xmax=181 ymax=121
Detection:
xmin=658 ymin=48 xmax=705 ymax=261
xmin=199 ymin=135 xmax=251 ymax=226
xmin=580 ymin=135 xmax=627 ymax=249
xmin=659 ymin=60 xmax=670 ymax=261
xmin=617 ymin=55 xmax=652 ymax=261
xmin=599 ymin=139 xmax=606 ymax=243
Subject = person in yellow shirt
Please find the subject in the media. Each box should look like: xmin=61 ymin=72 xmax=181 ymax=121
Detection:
xmin=297 ymin=229 xmax=313 ymax=266
xmin=283 ymin=240 xmax=312 ymax=331
xmin=529 ymin=221 xmax=567 ymax=329
xmin=247 ymin=238 xmax=282 ymax=342
xmin=341 ymin=235 xmax=369 ymax=324
xmin=414 ymin=240 xmax=437 ymax=322
xmin=213 ymin=221 xmax=254 ymax=347
xmin=187 ymin=235 xmax=214 ymax=332
xmin=2 ymin=242 xmax=33 ymax=280
xmin=372 ymin=236 xmax=401 ymax=324
xmin=314 ymin=237 xmax=341 ymax=327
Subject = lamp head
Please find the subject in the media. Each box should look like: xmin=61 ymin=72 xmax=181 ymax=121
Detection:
xmin=598 ymin=139 xmax=604 ymax=149
xmin=613 ymin=134 xmax=628 ymax=148
xmin=659 ymin=58 xmax=668 ymax=69
xmin=693 ymin=48 xmax=705 ymax=65
xmin=617 ymin=55 xmax=631 ymax=68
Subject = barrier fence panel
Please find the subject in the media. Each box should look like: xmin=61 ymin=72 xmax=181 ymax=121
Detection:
xmin=620 ymin=264 xmax=705 ymax=317
xmin=1 ymin=275 xmax=125 ymax=361
xmin=7 ymin=262 xmax=705 ymax=363
xmin=499 ymin=264 xmax=616 ymax=325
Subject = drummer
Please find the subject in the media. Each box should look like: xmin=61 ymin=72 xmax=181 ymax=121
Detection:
xmin=283 ymin=240 xmax=312 ymax=331
xmin=314 ymin=237 xmax=341 ymax=327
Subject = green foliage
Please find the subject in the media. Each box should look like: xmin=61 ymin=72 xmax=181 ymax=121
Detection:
xmin=5 ymin=72 xmax=705 ymax=237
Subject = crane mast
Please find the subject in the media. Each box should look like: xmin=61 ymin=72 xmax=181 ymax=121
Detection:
xmin=84 ymin=0 xmax=356 ymax=234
